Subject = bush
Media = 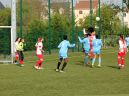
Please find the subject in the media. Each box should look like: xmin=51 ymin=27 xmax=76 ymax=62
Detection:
xmin=104 ymin=35 xmax=119 ymax=47
xmin=24 ymin=20 xmax=48 ymax=51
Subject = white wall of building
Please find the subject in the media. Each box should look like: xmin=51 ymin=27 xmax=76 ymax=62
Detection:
xmin=75 ymin=9 xmax=89 ymax=23
xmin=74 ymin=9 xmax=96 ymax=26
xmin=124 ymin=12 xmax=129 ymax=28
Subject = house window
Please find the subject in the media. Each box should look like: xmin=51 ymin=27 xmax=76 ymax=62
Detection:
xmin=79 ymin=10 xmax=83 ymax=14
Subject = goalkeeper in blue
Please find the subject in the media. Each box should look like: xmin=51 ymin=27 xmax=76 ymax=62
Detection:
xmin=91 ymin=35 xmax=102 ymax=67
xmin=78 ymin=33 xmax=90 ymax=66
xmin=56 ymin=35 xmax=75 ymax=72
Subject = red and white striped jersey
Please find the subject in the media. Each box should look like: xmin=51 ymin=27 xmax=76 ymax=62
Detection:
xmin=89 ymin=34 xmax=96 ymax=48
xmin=35 ymin=42 xmax=43 ymax=55
xmin=119 ymin=40 xmax=127 ymax=52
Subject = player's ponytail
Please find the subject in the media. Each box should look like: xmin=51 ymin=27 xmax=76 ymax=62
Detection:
xmin=119 ymin=35 xmax=125 ymax=43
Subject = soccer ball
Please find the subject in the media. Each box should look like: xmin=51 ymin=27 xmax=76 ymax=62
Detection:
xmin=96 ymin=17 xmax=100 ymax=21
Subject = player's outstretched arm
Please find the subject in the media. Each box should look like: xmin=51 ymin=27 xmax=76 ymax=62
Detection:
xmin=68 ymin=42 xmax=75 ymax=48
xmin=78 ymin=36 xmax=84 ymax=43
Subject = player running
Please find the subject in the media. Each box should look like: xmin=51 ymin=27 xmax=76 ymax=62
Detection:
xmin=118 ymin=35 xmax=127 ymax=69
xmin=34 ymin=38 xmax=44 ymax=70
xmin=56 ymin=35 xmax=75 ymax=73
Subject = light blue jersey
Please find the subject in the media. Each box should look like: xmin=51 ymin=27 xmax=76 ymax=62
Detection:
xmin=125 ymin=37 xmax=129 ymax=46
xmin=78 ymin=36 xmax=90 ymax=53
xmin=92 ymin=39 xmax=102 ymax=54
xmin=58 ymin=40 xmax=75 ymax=59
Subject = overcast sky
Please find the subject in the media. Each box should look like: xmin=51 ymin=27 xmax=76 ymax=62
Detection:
xmin=0 ymin=0 xmax=11 ymax=7
xmin=101 ymin=0 xmax=122 ymax=5
xmin=0 ymin=0 xmax=123 ymax=8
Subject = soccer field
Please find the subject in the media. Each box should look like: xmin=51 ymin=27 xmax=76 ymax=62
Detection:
xmin=0 ymin=48 xmax=129 ymax=96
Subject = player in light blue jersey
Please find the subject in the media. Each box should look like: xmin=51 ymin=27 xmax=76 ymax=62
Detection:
xmin=125 ymin=35 xmax=129 ymax=52
xmin=91 ymin=35 xmax=102 ymax=67
xmin=78 ymin=34 xmax=90 ymax=66
xmin=56 ymin=35 xmax=75 ymax=72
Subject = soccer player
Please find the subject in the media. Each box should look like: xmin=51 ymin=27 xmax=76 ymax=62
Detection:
xmin=17 ymin=38 xmax=25 ymax=67
xmin=78 ymin=33 xmax=90 ymax=66
xmin=56 ymin=35 xmax=75 ymax=72
xmin=34 ymin=38 xmax=44 ymax=70
xmin=91 ymin=35 xmax=102 ymax=67
xmin=88 ymin=27 xmax=96 ymax=60
xmin=125 ymin=34 xmax=129 ymax=52
xmin=14 ymin=37 xmax=20 ymax=64
xmin=118 ymin=35 xmax=127 ymax=69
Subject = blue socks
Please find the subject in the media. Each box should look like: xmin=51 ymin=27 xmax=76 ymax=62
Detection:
xmin=85 ymin=56 xmax=88 ymax=64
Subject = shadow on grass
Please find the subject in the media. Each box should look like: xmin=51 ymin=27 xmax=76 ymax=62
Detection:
xmin=107 ymin=65 xmax=119 ymax=69
xmin=75 ymin=61 xmax=84 ymax=66
xmin=15 ymin=64 xmax=20 ymax=66
xmin=15 ymin=64 xmax=24 ymax=67
xmin=75 ymin=61 xmax=92 ymax=68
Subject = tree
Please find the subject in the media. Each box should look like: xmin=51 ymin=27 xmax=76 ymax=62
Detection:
xmin=51 ymin=13 xmax=71 ymax=48
xmin=123 ymin=0 xmax=129 ymax=9
xmin=17 ymin=0 xmax=45 ymax=34
xmin=24 ymin=19 xmax=48 ymax=51
xmin=0 ymin=8 xmax=11 ymax=26
xmin=0 ymin=8 xmax=11 ymax=54
xmin=100 ymin=5 xmax=122 ymax=47
xmin=83 ymin=15 xmax=96 ymax=29
xmin=99 ymin=5 xmax=121 ymax=35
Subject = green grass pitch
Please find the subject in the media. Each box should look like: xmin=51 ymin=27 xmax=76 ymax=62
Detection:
xmin=0 ymin=48 xmax=129 ymax=96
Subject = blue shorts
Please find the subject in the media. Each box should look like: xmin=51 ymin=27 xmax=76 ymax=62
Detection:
xmin=93 ymin=49 xmax=101 ymax=54
xmin=84 ymin=49 xmax=90 ymax=54
xmin=59 ymin=53 xmax=67 ymax=59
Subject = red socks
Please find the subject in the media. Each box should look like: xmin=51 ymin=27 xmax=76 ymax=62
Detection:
xmin=19 ymin=60 xmax=23 ymax=65
xmin=36 ymin=60 xmax=43 ymax=67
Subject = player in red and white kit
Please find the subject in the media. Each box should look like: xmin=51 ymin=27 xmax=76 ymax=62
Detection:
xmin=34 ymin=38 xmax=44 ymax=70
xmin=118 ymin=35 xmax=127 ymax=69
xmin=88 ymin=27 xmax=96 ymax=61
